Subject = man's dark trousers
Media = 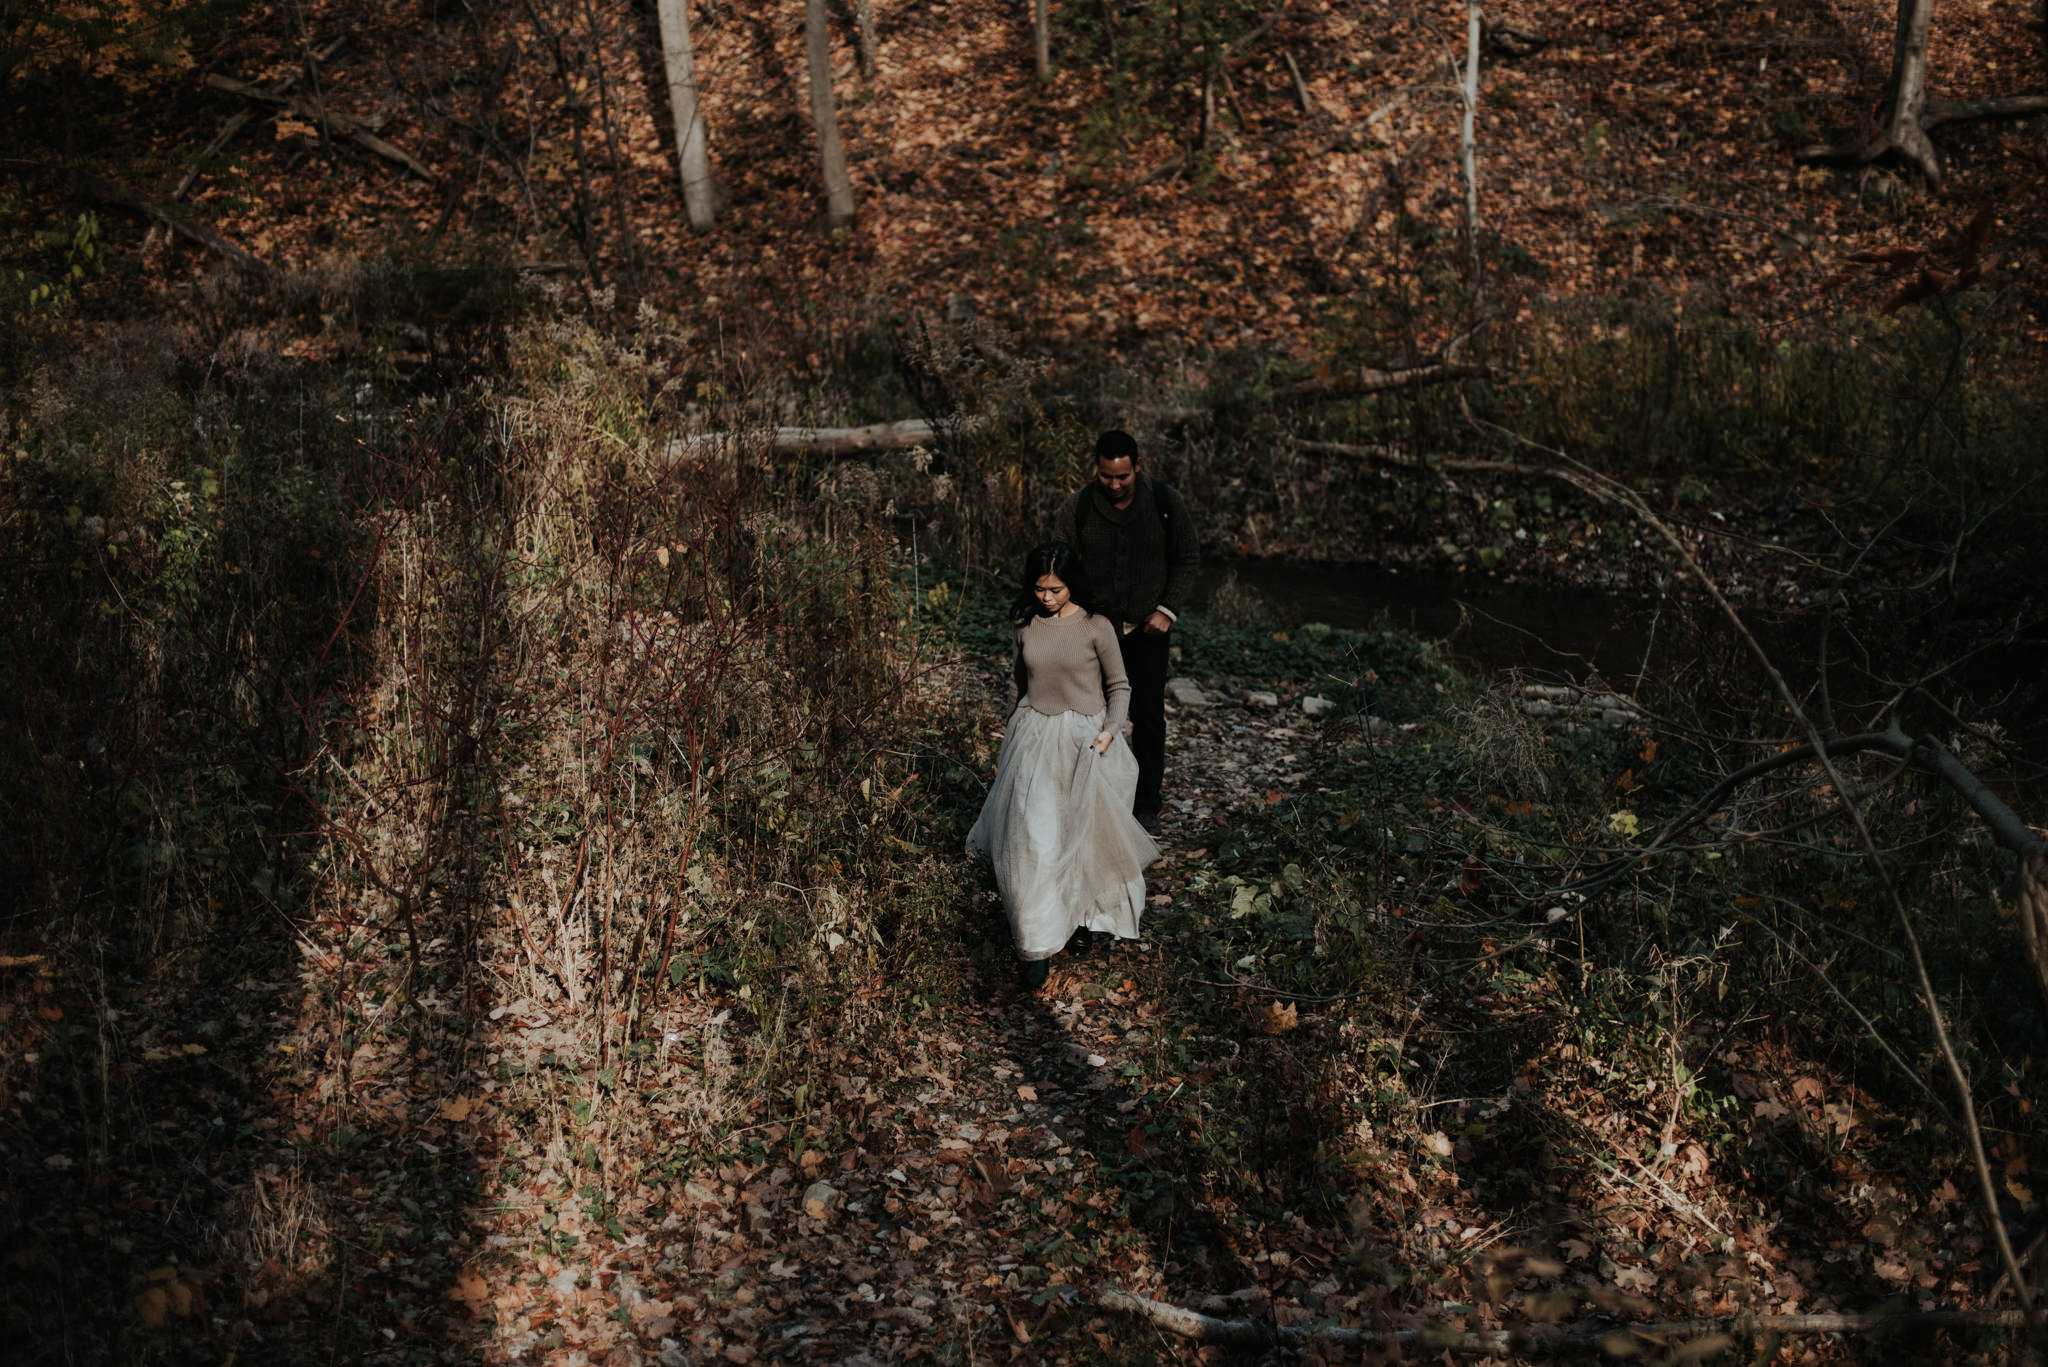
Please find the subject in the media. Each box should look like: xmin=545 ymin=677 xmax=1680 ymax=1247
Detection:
xmin=1118 ymin=627 xmax=1170 ymax=817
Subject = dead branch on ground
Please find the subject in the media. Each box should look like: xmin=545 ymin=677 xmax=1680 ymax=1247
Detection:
xmin=78 ymin=173 xmax=277 ymax=278
xmin=205 ymin=73 xmax=434 ymax=181
xmin=1096 ymin=1286 xmax=2031 ymax=1352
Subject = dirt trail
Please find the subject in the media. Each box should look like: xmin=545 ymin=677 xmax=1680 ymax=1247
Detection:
xmin=527 ymin=679 xmax=1352 ymax=1364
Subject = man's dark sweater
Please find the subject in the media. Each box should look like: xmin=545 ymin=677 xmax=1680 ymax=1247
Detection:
xmin=1053 ymin=473 xmax=1201 ymax=821
xmin=1053 ymin=477 xmax=1201 ymax=627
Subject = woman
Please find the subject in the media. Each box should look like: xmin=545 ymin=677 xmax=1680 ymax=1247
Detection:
xmin=968 ymin=542 xmax=1161 ymax=990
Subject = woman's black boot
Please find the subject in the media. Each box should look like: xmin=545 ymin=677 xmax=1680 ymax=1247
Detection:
xmin=1019 ymin=956 xmax=1050 ymax=991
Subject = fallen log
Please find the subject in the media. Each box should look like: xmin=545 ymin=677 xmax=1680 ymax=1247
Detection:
xmin=658 ymin=416 xmax=986 ymax=463
xmin=1285 ymin=438 xmax=1600 ymax=491
xmin=205 ymin=73 xmax=433 ymax=181
xmin=1272 ymin=361 xmax=1491 ymax=402
xmin=1095 ymin=1286 xmax=2034 ymax=1353
xmin=79 ymin=173 xmax=277 ymax=278
xmin=175 ymin=40 xmax=349 ymax=201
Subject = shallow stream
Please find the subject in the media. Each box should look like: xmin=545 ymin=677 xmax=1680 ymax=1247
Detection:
xmin=1193 ymin=558 xmax=2047 ymax=778
xmin=1192 ymin=559 xmax=1682 ymax=685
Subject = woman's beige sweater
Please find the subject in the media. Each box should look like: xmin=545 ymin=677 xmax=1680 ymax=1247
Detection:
xmin=1014 ymin=611 xmax=1132 ymax=731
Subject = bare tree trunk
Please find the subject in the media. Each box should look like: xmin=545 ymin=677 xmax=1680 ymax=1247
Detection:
xmin=657 ymin=0 xmax=718 ymax=229
xmin=1032 ymin=0 xmax=1051 ymax=80
xmin=1790 ymin=0 xmax=2040 ymax=187
xmin=1458 ymin=0 xmax=1481 ymax=273
xmin=805 ymin=0 xmax=857 ymax=228
xmin=854 ymin=0 xmax=878 ymax=79
xmin=1879 ymin=0 xmax=1941 ymax=184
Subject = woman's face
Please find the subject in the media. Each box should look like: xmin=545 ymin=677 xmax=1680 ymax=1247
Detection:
xmin=1033 ymin=572 xmax=1073 ymax=615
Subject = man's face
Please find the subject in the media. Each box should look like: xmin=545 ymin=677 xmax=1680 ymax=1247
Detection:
xmin=1095 ymin=455 xmax=1139 ymax=507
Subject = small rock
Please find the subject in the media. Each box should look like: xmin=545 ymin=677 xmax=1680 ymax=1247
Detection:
xmin=548 ymin=1267 xmax=581 ymax=1297
xmin=1300 ymin=696 xmax=1338 ymax=718
xmin=1245 ymin=690 xmax=1279 ymax=708
xmin=801 ymin=1180 xmax=842 ymax=1221
xmin=1166 ymin=677 xmax=1211 ymax=707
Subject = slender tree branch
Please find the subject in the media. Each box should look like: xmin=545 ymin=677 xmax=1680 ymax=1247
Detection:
xmin=1096 ymin=1286 xmax=2032 ymax=1351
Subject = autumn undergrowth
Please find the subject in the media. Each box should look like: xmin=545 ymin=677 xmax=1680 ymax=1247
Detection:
xmin=800 ymin=289 xmax=2047 ymax=648
xmin=0 ymin=286 xmax=997 ymax=1362
xmin=895 ymin=536 xmax=2047 ymax=1346
xmin=6 ymin=260 xmax=2044 ymax=1361
xmin=1114 ymin=605 xmax=2042 ymax=1332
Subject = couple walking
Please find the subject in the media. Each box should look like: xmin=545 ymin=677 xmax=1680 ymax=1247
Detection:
xmin=966 ymin=430 xmax=1202 ymax=990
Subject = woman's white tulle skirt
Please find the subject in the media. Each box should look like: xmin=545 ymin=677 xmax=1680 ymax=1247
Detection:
xmin=966 ymin=706 xmax=1162 ymax=960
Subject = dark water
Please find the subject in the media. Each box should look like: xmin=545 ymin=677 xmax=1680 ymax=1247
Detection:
xmin=1195 ymin=558 xmax=2048 ymax=781
xmin=1194 ymin=559 xmax=1677 ymax=684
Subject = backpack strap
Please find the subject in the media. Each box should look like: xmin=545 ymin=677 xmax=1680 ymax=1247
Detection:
xmin=1075 ymin=476 xmax=1172 ymax=535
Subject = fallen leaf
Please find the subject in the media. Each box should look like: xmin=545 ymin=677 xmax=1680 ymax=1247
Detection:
xmin=134 ymin=1286 xmax=168 ymax=1325
xmin=449 ymin=1270 xmax=490 ymax=1316
xmin=1016 ymin=1085 xmax=1037 ymax=1102
xmin=437 ymin=1096 xmax=472 ymax=1122
xmin=1262 ymin=1000 xmax=1299 ymax=1034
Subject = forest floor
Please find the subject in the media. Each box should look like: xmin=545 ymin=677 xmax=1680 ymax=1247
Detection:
xmin=7 ymin=0 xmax=2047 ymax=1360
xmin=15 ymin=632 xmax=2011 ymax=1367
xmin=19 ymin=0 xmax=2048 ymax=359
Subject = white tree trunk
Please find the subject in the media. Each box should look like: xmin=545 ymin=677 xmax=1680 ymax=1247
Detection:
xmin=854 ymin=0 xmax=878 ymax=79
xmin=656 ymin=0 xmax=718 ymax=229
xmin=1881 ymin=0 xmax=1941 ymax=183
xmin=1459 ymin=0 xmax=1481 ymax=271
xmin=805 ymin=0 xmax=857 ymax=227
xmin=1032 ymin=0 xmax=1051 ymax=80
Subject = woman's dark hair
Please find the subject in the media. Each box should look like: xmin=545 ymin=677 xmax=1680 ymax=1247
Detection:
xmin=1010 ymin=541 xmax=1099 ymax=623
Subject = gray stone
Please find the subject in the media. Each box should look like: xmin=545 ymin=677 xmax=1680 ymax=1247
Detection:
xmin=1300 ymin=695 xmax=1339 ymax=718
xmin=1166 ymin=677 xmax=1211 ymax=707
xmin=1245 ymin=690 xmax=1279 ymax=708
xmin=802 ymin=1180 xmax=843 ymax=1221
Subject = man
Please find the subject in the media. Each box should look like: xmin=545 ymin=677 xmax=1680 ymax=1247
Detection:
xmin=1054 ymin=429 xmax=1201 ymax=832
